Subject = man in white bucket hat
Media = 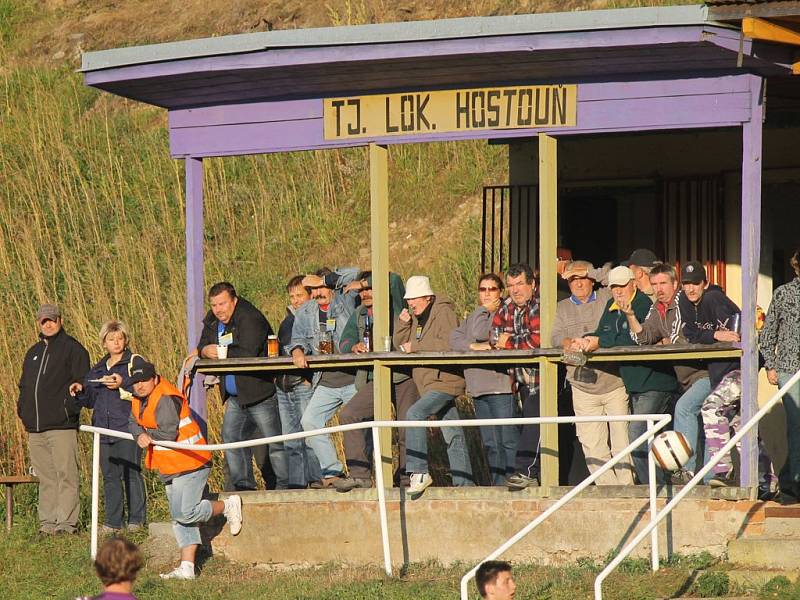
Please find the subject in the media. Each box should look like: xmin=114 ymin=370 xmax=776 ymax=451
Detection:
xmin=394 ymin=275 xmax=473 ymax=496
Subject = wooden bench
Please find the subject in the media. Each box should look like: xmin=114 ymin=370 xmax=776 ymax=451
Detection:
xmin=0 ymin=475 xmax=39 ymax=531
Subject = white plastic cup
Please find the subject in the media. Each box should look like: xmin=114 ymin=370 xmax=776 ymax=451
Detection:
xmin=382 ymin=336 xmax=393 ymax=352
xmin=217 ymin=344 xmax=228 ymax=359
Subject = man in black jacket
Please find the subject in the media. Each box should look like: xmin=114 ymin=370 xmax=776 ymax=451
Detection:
xmin=18 ymin=304 xmax=90 ymax=535
xmin=198 ymin=282 xmax=287 ymax=490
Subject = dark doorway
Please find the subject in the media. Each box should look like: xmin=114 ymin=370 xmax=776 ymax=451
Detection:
xmin=560 ymin=192 xmax=619 ymax=265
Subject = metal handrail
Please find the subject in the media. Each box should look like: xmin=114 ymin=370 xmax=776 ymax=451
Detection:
xmin=593 ymin=366 xmax=800 ymax=600
xmin=458 ymin=415 xmax=670 ymax=599
xmin=81 ymin=413 xmax=669 ymax=571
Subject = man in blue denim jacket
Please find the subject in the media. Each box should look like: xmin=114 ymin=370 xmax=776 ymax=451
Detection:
xmin=289 ymin=266 xmax=363 ymax=487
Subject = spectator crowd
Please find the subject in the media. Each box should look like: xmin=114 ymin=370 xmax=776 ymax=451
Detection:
xmin=16 ymin=248 xmax=800 ymax=579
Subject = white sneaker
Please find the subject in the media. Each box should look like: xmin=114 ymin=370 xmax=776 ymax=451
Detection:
xmin=159 ymin=564 xmax=195 ymax=580
xmin=408 ymin=473 xmax=433 ymax=495
xmin=224 ymin=494 xmax=243 ymax=536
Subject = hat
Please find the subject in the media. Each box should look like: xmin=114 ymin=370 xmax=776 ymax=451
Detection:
xmin=623 ymin=248 xmax=659 ymax=268
xmin=561 ymin=260 xmax=594 ymax=281
xmin=681 ymin=261 xmax=707 ymax=284
xmin=608 ymin=266 xmax=635 ymax=286
xmin=36 ymin=303 xmax=61 ymax=322
xmin=128 ymin=356 xmax=157 ymax=385
xmin=403 ymin=275 xmax=434 ymax=299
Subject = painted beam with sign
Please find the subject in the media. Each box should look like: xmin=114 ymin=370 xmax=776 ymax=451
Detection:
xmin=168 ymin=75 xmax=753 ymax=157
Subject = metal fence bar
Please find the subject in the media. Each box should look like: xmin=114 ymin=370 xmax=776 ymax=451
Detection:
xmin=371 ymin=426 xmax=392 ymax=576
xmin=593 ymin=366 xmax=800 ymax=600
xmin=458 ymin=416 xmax=671 ymax=599
xmin=82 ymin=414 xmax=669 ymax=561
xmin=647 ymin=419 xmax=659 ymax=572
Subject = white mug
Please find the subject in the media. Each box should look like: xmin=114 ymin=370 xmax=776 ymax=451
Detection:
xmin=217 ymin=344 xmax=228 ymax=359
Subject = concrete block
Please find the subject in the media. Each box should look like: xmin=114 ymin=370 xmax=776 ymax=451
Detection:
xmin=727 ymin=568 xmax=799 ymax=588
xmin=727 ymin=538 xmax=800 ymax=570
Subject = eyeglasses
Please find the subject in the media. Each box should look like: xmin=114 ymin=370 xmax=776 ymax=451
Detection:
xmin=478 ymin=286 xmax=500 ymax=292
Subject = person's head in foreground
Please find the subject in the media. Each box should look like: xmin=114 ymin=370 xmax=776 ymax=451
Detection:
xmin=94 ymin=537 xmax=143 ymax=595
xmin=476 ymin=560 xmax=516 ymax=600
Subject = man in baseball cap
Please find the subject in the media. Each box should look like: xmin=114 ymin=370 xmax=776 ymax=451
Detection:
xmin=570 ymin=265 xmax=679 ymax=484
xmin=18 ymin=303 xmax=90 ymax=535
xmin=623 ymin=249 xmax=661 ymax=304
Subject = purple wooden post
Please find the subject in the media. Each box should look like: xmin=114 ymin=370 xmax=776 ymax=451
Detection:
xmin=740 ymin=75 xmax=763 ymax=490
xmin=185 ymin=156 xmax=207 ymax=424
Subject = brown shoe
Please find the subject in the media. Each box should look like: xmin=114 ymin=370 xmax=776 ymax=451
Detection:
xmin=309 ymin=475 xmax=343 ymax=489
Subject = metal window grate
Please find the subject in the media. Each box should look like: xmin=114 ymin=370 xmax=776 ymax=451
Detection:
xmin=481 ymin=184 xmax=537 ymax=274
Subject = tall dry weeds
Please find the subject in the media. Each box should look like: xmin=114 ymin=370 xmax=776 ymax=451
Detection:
xmin=0 ymin=64 xmax=506 ymax=481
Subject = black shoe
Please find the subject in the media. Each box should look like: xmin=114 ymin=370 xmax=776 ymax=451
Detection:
xmin=778 ymin=484 xmax=800 ymax=505
xmin=670 ymin=469 xmax=694 ymax=485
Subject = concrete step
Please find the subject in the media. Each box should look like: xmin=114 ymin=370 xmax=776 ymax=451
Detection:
xmin=762 ymin=505 xmax=800 ymax=537
xmin=727 ymin=568 xmax=799 ymax=588
xmin=727 ymin=537 xmax=800 ymax=570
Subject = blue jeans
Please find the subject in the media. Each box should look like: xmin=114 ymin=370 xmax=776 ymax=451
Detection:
xmin=405 ymin=390 xmax=474 ymax=486
xmin=277 ymin=383 xmax=322 ymax=487
xmin=165 ymin=467 xmax=213 ymax=548
xmin=222 ymin=395 xmax=288 ymax=490
xmin=673 ymin=377 xmax=711 ymax=475
xmin=301 ymin=384 xmax=357 ymax=477
xmin=100 ymin=439 xmax=146 ymax=529
xmin=629 ymin=390 xmax=677 ymax=484
xmin=473 ymin=393 xmax=519 ymax=485
xmin=779 ymin=371 xmax=800 ymax=487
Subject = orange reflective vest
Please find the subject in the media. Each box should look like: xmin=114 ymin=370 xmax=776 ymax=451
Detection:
xmin=131 ymin=377 xmax=211 ymax=476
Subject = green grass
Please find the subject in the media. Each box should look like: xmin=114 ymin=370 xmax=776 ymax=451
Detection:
xmin=0 ymin=512 xmax=760 ymax=599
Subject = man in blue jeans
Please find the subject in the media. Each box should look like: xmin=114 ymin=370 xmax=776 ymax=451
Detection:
xmin=198 ymin=282 xmax=287 ymax=491
xmin=623 ymin=263 xmax=711 ymax=484
xmin=290 ymin=267 xmax=362 ymax=488
xmin=396 ymin=275 xmax=473 ymax=496
xmin=572 ymin=266 xmax=679 ymax=484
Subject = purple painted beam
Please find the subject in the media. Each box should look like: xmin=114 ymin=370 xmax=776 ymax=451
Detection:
xmin=739 ymin=74 xmax=763 ymax=490
xmin=168 ymin=75 xmax=753 ymax=157
xmin=185 ymin=157 xmax=207 ymax=425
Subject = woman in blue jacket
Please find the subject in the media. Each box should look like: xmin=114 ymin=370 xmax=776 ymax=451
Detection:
xmin=71 ymin=321 xmax=146 ymax=532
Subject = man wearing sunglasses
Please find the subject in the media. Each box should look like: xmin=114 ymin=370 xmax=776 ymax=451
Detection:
xmin=17 ymin=304 xmax=90 ymax=535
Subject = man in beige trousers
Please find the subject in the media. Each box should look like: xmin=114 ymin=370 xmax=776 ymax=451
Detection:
xmin=552 ymin=262 xmax=634 ymax=485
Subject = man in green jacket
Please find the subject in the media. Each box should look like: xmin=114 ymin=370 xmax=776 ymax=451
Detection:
xmin=570 ymin=266 xmax=678 ymax=484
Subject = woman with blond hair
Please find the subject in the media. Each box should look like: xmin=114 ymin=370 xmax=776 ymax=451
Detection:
xmin=70 ymin=321 xmax=146 ymax=532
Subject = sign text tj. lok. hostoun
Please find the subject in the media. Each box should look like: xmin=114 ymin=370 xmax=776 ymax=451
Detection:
xmin=323 ymin=84 xmax=577 ymax=140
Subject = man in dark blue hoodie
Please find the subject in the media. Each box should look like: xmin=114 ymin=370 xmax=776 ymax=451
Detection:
xmin=677 ymin=262 xmax=740 ymax=389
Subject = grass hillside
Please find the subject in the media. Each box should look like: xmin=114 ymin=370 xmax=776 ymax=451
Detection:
xmin=0 ymin=0 xmax=685 ymax=481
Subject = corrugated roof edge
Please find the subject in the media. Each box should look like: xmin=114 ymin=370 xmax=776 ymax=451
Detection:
xmin=80 ymin=4 xmax=709 ymax=72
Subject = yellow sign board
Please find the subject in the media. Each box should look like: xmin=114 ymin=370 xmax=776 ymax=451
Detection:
xmin=323 ymin=84 xmax=577 ymax=140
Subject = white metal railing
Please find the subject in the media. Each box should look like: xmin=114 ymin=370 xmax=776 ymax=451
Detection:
xmin=593 ymin=366 xmax=800 ymax=600
xmin=81 ymin=413 xmax=670 ymax=585
xmin=459 ymin=414 xmax=670 ymax=599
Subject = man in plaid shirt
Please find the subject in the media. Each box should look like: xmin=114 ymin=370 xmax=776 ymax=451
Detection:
xmin=492 ymin=263 xmax=541 ymax=490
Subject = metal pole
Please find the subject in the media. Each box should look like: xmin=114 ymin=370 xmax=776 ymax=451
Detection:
xmin=372 ymin=426 xmax=392 ymax=576
xmin=647 ymin=419 xmax=659 ymax=572
xmin=91 ymin=431 xmax=101 ymax=559
xmin=460 ymin=416 xmax=670 ymax=600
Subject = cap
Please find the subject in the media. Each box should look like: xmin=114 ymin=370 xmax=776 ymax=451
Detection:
xmin=128 ymin=355 xmax=157 ymax=385
xmin=561 ymin=260 xmax=594 ymax=281
xmin=608 ymin=266 xmax=635 ymax=286
xmin=681 ymin=261 xmax=707 ymax=284
xmin=36 ymin=303 xmax=61 ymax=322
xmin=624 ymin=248 xmax=660 ymax=268
xmin=403 ymin=275 xmax=435 ymax=299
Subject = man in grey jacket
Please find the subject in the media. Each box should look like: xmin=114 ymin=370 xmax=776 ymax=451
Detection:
xmin=552 ymin=261 xmax=634 ymax=485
